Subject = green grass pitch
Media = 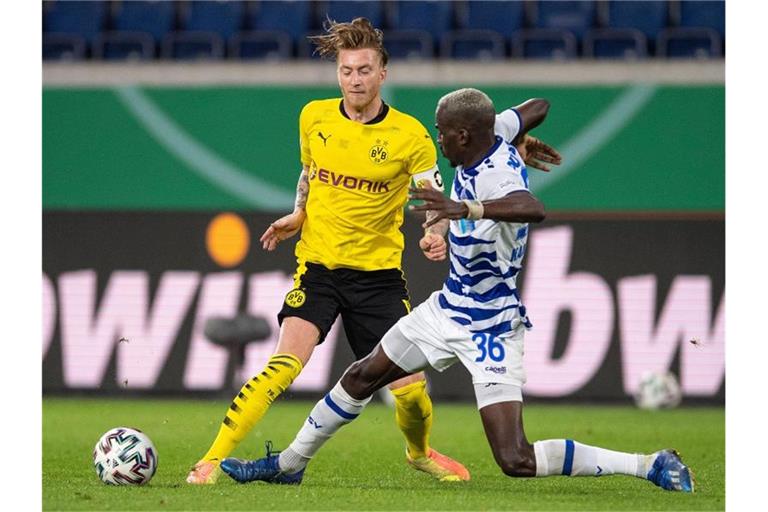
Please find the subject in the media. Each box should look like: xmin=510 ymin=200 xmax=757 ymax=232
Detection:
xmin=43 ymin=398 xmax=724 ymax=511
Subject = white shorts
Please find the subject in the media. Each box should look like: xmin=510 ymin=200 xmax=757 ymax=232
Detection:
xmin=381 ymin=291 xmax=526 ymax=388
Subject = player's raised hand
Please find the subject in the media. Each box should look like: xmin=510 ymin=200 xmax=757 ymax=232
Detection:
xmin=409 ymin=186 xmax=466 ymax=227
xmin=516 ymin=134 xmax=562 ymax=172
xmin=419 ymin=232 xmax=447 ymax=261
xmin=259 ymin=210 xmax=306 ymax=251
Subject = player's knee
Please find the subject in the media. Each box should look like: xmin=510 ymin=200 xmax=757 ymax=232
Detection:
xmin=340 ymin=360 xmax=378 ymax=399
xmin=497 ymin=450 xmax=536 ymax=478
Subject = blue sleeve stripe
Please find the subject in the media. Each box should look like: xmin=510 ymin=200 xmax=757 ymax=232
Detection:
xmin=562 ymin=439 xmax=574 ymax=476
xmin=512 ymin=108 xmax=523 ymax=135
xmin=324 ymin=394 xmax=358 ymax=420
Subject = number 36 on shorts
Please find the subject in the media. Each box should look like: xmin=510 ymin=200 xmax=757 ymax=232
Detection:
xmin=473 ymin=333 xmax=506 ymax=362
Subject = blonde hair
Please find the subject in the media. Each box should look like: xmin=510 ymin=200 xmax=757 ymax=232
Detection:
xmin=309 ymin=17 xmax=389 ymax=66
xmin=438 ymin=88 xmax=496 ymax=131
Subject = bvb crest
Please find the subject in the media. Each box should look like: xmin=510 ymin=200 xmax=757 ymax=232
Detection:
xmin=369 ymin=139 xmax=389 ymax=164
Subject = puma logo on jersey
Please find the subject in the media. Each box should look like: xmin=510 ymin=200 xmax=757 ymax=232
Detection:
xmin=313 ymin=168 xmax=391 ymax=193
xmin=318 ymin=132 xmax=332 ymax=146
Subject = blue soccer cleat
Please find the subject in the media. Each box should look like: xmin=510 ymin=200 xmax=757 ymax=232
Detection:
xmin=646 ymin=449 xmax=694 ymax=492
xmin=221 ymin=442 xmax=304 ymax=485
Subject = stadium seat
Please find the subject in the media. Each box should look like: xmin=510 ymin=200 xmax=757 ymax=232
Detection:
xmin=532 ymin=0 xmax=596 ymax=41
xmin=604 ymin=0 xmax=668 ymax=41
xmin=43 ymin=0 xmax=107 ymax=43
xmin=458 ymin=0 xmax=525 ymax=35
xmin=321 ymin=1 xmax=384 ymax=26
xmin=512 ymin=29 xmax=578 ymax=60
xmin=679 ymin=0 xmax=725 ymax=39
xmin=229 ymin=31 xmax=293 ymax=60
xmin=657 ymin=27 xmax=722 ymax=58
xmin=583 ymin=28 xmax=647 ymax=59
xmin=43 ymin=34 xmax=86 ymax=61
xmin=383 ymin=30 xmax=434 ymax=60
xmin=43 ymin=0 xmax=107 ymax=57
xmin=296 ymin=30 xmax=327 ymax=59
xmin=249 ymin=0 xmax=313 ymax=56
xmin=93 ymin=31 xmax=155 ymax=61
xmin=442 ymin=30 xmax=506 ymax=60
xmin=162 ymin=31 xmax=225 ymax=60
xmin=390 ymin=1 xmax=454 ymax=48
xmin=112 ymin=0 xmax=176 ymax=44
xmin=180 ymin=1 xmax=245 ymax=42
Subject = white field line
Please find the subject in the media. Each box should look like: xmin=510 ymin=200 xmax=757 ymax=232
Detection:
xmin=114 ymin=85 xmax=295 ymax=210
xmin=531 ymin=84 xmax=658 ymax=193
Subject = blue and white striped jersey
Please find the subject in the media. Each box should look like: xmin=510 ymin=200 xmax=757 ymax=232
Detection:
xmin=438 ymin=109 xmax=533 ymax=336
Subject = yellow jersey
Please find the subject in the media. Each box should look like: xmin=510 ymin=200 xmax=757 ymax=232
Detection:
xmin=296 ymin=98 xmax=437 ymax=271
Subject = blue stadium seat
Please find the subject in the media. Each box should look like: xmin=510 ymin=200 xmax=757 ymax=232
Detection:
xmin=512 ymin=29 xmax=577 ymax=59
xmin=113 ymin=1 xmax=176 ymax=43
xmin=43 ymin=0 xmax=107 ymax=46
xmin=321 ymin=1 xmax=384 ymax=26
xmin=583 ymin=28 xmax=647 ymax=59
xmin=93 ymin=32 xmax=155 ymax=60
xmin=679 ymin=0 xmax=725 ymax=39
xmin=162 ymin=32 xmax=225 ymax=60
xmin=229 ymin=31 xmax=292 ymax=60
xmin=181 ymin=1 xmax=245 ymax=41
xmin=249 ymin=0 xmax=313 ymax=42
xmin=605 ymin=1 xmax=668 ymax=41
xmin=657 ymin=27 xmax=722 ymax=58
xmin=43 ymin=34 xmax=86 ymax=61
xmin=390 ymin=1 xmax=454 ymax=45
xmin=442 ymin=30 xmax=506 ymax=60
xmin=533 ymin=0 xmax=596 ymax=40
xmin=383 ymin=30 xmax=434 ymax=60
xmin=459 ymin=0 xmax=525 ymax=35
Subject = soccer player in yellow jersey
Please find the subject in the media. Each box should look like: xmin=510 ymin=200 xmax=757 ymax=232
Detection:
xmin=187 ymin=17 xmax=561 ymax=485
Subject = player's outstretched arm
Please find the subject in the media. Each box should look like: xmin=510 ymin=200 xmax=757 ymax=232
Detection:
xmin=512 ymin=98 xmax=550 ymax=141
xmin=420 ymin=214 xmax=449 ymax=261
xmin=516 ymin=134 xmax=562 ymax=173
xmin=496 ymin=99 xmax=561 ymax=172
xmin=411 ymin=174 xmax=449 ymax=261
xmin=259 ymin=167 xmax=309 ymax=251
xmin=410 ymin=188 xmax=545 ymax=227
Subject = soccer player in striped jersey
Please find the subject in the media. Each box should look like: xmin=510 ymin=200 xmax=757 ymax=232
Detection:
xmin=220 ymin=88 xmax=694 ymax=493
xmin=186 ymin=17 xmax=561 ymax=485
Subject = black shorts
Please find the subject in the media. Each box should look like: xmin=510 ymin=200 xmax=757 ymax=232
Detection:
xmin=278 ymin=262 xmax=411 ymax=359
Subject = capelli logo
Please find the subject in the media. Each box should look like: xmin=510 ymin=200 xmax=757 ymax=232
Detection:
xmin=485 ymin=366 xmax=508 ymax=375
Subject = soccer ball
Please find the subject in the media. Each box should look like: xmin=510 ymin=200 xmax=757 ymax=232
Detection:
xmin=634 ymin=371 xmax=683 ymax=410
xmin=93 ymin=427 xmax=158 ymax=485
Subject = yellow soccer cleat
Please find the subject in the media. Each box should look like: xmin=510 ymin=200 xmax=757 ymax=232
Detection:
xmin=186 ymin=459 xmax=222 ymax=485
xmin=406 ymin=448 xmax=470 ymax=482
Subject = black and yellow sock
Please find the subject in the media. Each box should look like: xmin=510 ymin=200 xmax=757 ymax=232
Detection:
xmin=391 ymin=379 xmax=433 ymax=459
xmin=202 ymin=353 xmax=303 ymax=462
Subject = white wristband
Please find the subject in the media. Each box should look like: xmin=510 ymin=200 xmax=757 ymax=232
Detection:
xmin=462 ymin=199 xmax=484 ymax=220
